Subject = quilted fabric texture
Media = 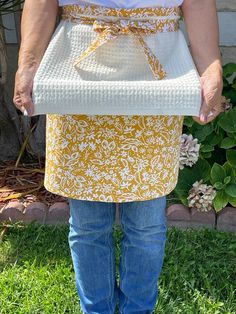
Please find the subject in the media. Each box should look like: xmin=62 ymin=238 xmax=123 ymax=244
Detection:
xmin=31 ymin=5 xmax=202 ymax=116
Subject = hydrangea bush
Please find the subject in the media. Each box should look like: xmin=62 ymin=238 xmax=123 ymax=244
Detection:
xmin=174 ymin=62 xmax=236 ymax=212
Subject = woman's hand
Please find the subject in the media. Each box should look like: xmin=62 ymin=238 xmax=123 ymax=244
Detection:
xmin=13 ymin=0 xmax=59 ymax=116
xmin=192 ymin=66 xmax=223 ymax=125
xmin=181 ymin=0 xmax=223 ymax=125
xmin=13 ymin=65 xmax=38 ymax=116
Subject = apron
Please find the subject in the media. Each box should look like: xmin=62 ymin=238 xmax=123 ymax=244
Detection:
xmin=42 ymin=3 xmax=191 ymax=202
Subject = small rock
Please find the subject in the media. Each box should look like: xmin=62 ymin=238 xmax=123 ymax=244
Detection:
xmin=166 ymin=204 xmax=191 ymax=230
xmin=23 ymin=202 xmax=48 ymax=223
xmin=166 ymin=204 xmax=191 ymax=221
xmin=217 ymin=207 xmax=236 ymax=232
xmin=47 ymin=202 xmax=70 ymax=225
xmin=190 ymin=208 xmax=216 ymax=229
xmin=49 ymin=202 xmax=69 ymax=212
xmin=166 ymin=205 xmax=216 ymax=230
xmin=0 ymin=201 xmax=25 ymax=222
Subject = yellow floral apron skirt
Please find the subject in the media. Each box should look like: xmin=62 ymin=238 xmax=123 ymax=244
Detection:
xmin=44 ymin=3 xmax=186 ymax=203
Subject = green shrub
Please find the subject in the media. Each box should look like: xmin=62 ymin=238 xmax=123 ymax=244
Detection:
xmin=174 ymin=62 xmax=236 ymax=212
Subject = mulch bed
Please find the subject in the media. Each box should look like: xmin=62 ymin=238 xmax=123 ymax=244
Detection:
xmin=0 ymin=160 xmax=68 ymax=209
xmin=0 ymin=161 xmax=235 ymax=233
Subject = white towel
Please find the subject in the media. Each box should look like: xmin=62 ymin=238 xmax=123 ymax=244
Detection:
xmin=32 ymin=18 xmax=202 ymax=116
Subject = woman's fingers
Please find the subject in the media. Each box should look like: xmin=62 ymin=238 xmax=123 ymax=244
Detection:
xmin=199 ymin=93 xmax=222 ymax=123
xmin=199 ymin=98 xmax=222 ymax=123
xmin=195 ymin=74 xmax=223 ymax=124
xmin=13 ymin=94 xmax=27 ymax=114
xmin=13 ymin=70 xmax=35 ymax=116
xmin=193 ymin=102 xmax=223 ymax=125
xmin=19 ymin=91 xmax=34 ymax=116
xmin=13 ymin=91 xmax=34 ymax=116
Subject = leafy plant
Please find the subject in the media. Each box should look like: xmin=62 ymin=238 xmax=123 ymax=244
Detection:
xmin=210 ymin=162 xmax=236 ymax=211
xmin=174 ymin=62 xmax=236 ymax=212
xmin=174 ymin=158 xmax=211 ymax=206
xmin=222 ymin=62 xmax=236 ymax=104
xmin=0 ymin=0 xmax=24 ymax=14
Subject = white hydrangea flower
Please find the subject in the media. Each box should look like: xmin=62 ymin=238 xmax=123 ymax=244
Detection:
xmin=179 ymin=134 xmax=200 ymax=170
xmin=187 ymin=180 xmax=217 ymax=212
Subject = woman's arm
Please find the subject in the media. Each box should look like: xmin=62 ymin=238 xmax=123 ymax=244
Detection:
xmin=13 ymin=0 xmax=58 ymax=116
xmin=181 ymin=0 xmax=223 ymax=124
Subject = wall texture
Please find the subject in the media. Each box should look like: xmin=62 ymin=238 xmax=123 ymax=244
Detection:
xmin=179 ymin=0 xmax=236 ymax=64
xmin=216 ymin=0 xmax=236 ymax=64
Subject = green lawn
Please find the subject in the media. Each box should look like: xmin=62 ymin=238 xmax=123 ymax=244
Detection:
xmin=0 ymin=222 xmax=236 ymax=314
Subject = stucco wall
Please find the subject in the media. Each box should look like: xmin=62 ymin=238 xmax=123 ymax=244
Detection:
xmin=179 ymin=0 xmax=236 ymax=64
xmin=217 ymin=0 xmax=236 ymax=63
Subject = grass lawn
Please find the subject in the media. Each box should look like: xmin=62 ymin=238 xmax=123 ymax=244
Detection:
xmin=0 ymin=222 xmax=236 ymax=314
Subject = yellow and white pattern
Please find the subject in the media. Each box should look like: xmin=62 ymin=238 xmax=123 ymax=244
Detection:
xmin=45 ymin=114 xmax=184 ymax=202
xmin=44 ymin=3 xmax=185 ymax=202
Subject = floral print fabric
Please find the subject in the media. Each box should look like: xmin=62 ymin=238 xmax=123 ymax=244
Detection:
xmin=45 ymin=114 xmax=184 ymax=202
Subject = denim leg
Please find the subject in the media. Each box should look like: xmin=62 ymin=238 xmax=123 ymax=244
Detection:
xmin=118 ymin=196 xmax=167 ymax=314
xmin=68 ymin=198 xmax=119 ymax=314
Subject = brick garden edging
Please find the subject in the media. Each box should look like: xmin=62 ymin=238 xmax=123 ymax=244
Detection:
xmin=166 ymin=204 xmax=236 ymax=232
xmin=0 ymin=201 xmax=70 ymax=225
xmin=0 ymin=201 xmax=235 ymax=232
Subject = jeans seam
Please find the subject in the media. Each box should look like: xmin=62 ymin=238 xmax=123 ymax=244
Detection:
xmin=119 ymin=203 xmax=128 ymax=314
xmin=106 ymin=202 xmax=115 ymax=314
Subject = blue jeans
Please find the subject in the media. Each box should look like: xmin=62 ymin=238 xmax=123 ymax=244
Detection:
xmin=68 ymin=196 xmax=167 ymax=314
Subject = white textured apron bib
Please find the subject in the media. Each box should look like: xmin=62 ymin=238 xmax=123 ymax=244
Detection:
xmin=31 ymin=3 xmax=202 ymax=116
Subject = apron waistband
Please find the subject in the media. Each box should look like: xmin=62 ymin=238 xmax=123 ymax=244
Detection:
xmin=61 ymin=4 xmax=181 ymax=80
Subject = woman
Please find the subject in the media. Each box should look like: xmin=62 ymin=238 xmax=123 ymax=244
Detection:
xmin=13 ymin=0 xmax=223 ymax=313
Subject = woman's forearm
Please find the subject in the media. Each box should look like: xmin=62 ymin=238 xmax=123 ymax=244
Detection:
xmin=18 ymin=0 xmax=58 ymax=70
xmin=181 ymin=0 xmax=222 ymax=77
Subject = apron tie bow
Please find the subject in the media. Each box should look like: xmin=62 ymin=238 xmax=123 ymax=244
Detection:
xmin=73 ymin=18 xmax=168 ymax=80
xmin=62 ymin=5 xmax=181 ymax=80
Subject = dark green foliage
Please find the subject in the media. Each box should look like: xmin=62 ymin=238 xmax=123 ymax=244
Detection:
xmin=174 ymin=63 xmax=236 ymax=211
xmin=0 ymin=0 xmax=24 ymax=13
